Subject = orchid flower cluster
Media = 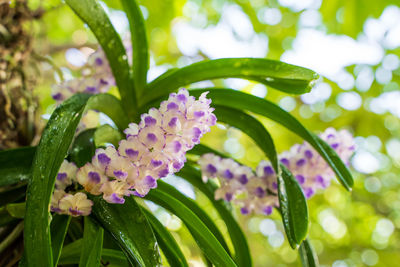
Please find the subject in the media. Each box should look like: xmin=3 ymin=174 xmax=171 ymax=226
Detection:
xmin=51 ymin=36 xmax=132 ymax=102
xmin=50 ymin=88 xmax=217 ymax=216
xmin=198 ymin=128 xmax=355 ymax=216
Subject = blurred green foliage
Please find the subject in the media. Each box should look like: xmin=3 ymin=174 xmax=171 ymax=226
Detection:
xmin=28 ymin=0 xmax=400 ymax=266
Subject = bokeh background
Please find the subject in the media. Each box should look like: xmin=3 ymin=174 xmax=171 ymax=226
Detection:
xmin=18 ymin=0 xmax=400 ymax=266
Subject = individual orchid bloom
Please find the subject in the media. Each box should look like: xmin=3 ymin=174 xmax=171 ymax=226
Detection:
xmin=256 ymin=161 xmax=278 ymax=193
xmin=118 ymin=136 xmax=148 ymax=163
xmin=105 ymin=154 xmax=138 ymax=182
xmin=76 ymin=163 xmax=108 ymax=195
xmin=58 ymin=192 xmax=93 ymax=217
xmin=55 ymin=160 xmax=78 ymax=190
xmin=91 ymin=147 xmax=118 ymax=172
xmin=100 ymin=180 xmax=134 ymax=204
xmin=198 ymin=153 xmax=220 ymax=182
xmin=50 ymin=189 xmax=67 ymax=213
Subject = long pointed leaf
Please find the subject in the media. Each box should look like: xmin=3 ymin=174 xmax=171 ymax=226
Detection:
xmin=66 ymin=0 xmax=137 ymax=119
xmin=142 ymin=208 xmax=188 ymax=267
xmin=213 ymin=106 xmax=278 ymax=171
xmin=177 ymin=165 xmax=252 ymax=267
xmin=299 ymin=239 xmax=319 ymax=267
xmin=90 ymin=196 xmax=161 ymax=267
xmin=278 ymin=165 xmax=309 ymax=248
xmin=24 ymin=93 xmax=91 ymax=266
xmin=121 ymin=0 xmax=149 ymax=94
xmin=79 ymin=217 xmax=104 ymax=267
xmin=51 ymin=215 xmax=71 ymax=267
xmin=59 ymin=239 xmax=129 ymax=267
xmin=145 ymin=187 xmax=237 ymax=267
xmin=143 ymin=58 xmax=318 ymax=104
xmin=157 ymin=181 xmax=231 ymax=255
xmin=0 ymin=147 xmax=35 ymax=187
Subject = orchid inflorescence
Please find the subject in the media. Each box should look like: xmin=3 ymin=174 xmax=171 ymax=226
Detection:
xmin=198 ymin=128 xmax=355 ymax=216
xmin=51 ymin=36 xmax=132 ymax=102
xmin=50 ymin=88 xmax=216 ymax=216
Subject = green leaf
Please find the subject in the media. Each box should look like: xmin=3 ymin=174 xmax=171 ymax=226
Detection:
xmin=190 ymin=88 xmax=354 ymax=190
xmin=189 ymin=143 xmax=229 ymax=159
xmin=24 ymin=93 xmax=91 ymax=267
xmin=6 ymin=202 xmax=25 ymax=218
xmin=59 ymin=239 xmax=129 ymax=267
xmin=0 ymin=184 xmax=26 ymax=206
xmin=177 ymin=165 xmax=252 ymax=267
xmin=141 ymin=208 xmax=189 ymax=267
xmin=94 ymin=124 xmax=124 ymax=148
xmin=66 ymin=0 xmax=137 ymax=119
xmin=87 ymin=93 xmax=130 ymax=130
xmin=0 ymin=207 xmax=17 ymax=227
xmin=90 ymin=195 xmax=161 ymax=267
xmin=121 ymin=0 xmax=149 ymax=94
xmin=299 ymin=239 xmax=320 ymax=267
xmin=213 ymin=105 xmax=278 ymax=171
xmin=157 ymin=181 xmax=231 ymax=256
xmin=0 ymin=146 xmax=35 ymax=186
xmin=278 ymin=165 xmax=309 ymax=248
xmin=142 ymin=58 xmax=318 ymax=105
xmin=79 ymin=216 xmax=104 ymax=267
xmin=145 ymin=185 xmax=237 ymax=267
xmin=69 ymin=129 xmax=96 ymax=167
xmin=51 ymin=215 xmax=71 ymax=267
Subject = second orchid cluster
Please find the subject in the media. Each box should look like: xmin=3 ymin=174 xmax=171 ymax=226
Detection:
xmin=50 ymin=89 xmax=216 ymax=216
xmin=198 ymin=128 xmax=355 ymax=216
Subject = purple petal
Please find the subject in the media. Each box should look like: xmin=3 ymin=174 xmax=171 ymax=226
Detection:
xmin=151 ymin=159 xmax=163 ymax=167
xmin=144 ymin=116 xmax=157 ymax=126
xmin=272 ymin=182 xmax=278 ymax=189
xmin=173 ymin=161 xmax=184 ymax=170
xmin=280 ymin=158 xmax=289 ymax=167
xmin=304 ymin=150 xmax=313 ymax=159
xmin=296 ymin=159 xmax=306 ymax=167
xmin=255 ymin=187 xmax=266 ymax=198
xmin=158 ymin=168 xmax=170 ymax=178
xmin=263 ymin=206 xmax=273 ymax=215
xmin=177 ymin=94 xmax=187 ymax=102
xmin=223 ymin=169 xmax=234 ymax=179
xmin=168 ymin=117 xmax=178 ymax=128
xmin=110 ymin=193 xmax=125 ymax=204
xmin=296 ymin=175 xmax=305 ymax=184
xmin=147 ymin=133 xmax=157 ymax=142
xmin=167 ymin=102 xmax=178 ymax=110
xmin=125 ymin=149 xmax=139 ymax=158
xmin=225 ymin=193 xmax=233 ymax=201
xmin=263 ymin=166 xmax=274 ymax=175
xmin=239 ymin=174 xmax=248 ymax=184
xmin=113 ymin=170 xmax=127 ymax=179
xmin=194 ymin=111 xmax=205 ymax=118
xmin=52 ymin=93 xmax=63 ymax=101
xmin=85 ymin=86 xmax=97 ymax=93
xmin=304 ymin=187 xmax=314 ymax=198
xmin=206 ymin=164 xmax=217 ymax=174
xmin=69 ymin=208 xmax=83 ymax=216
xmin=57 ymin=173 xmax=67 ymax=181
xmin=97 ymin=153 xmax=111 ymax=165
xmin=95 ymin=57 xmax=103 ymax=66
xmin=88 ymin=171 xmax=101 ymax=183
xmin=144 ymin=176 xmax=157 ymax=188
xmin=240 ymin=207 xmax=249 ymax=215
